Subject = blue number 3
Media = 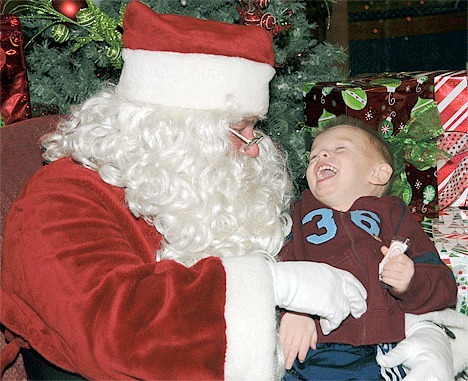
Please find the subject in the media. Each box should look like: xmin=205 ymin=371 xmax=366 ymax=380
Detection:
xmin=302 ymin=208 xmax=337 ymax=244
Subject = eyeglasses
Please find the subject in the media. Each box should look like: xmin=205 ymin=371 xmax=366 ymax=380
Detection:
xmin=228 ymin=128 xmax=263 ymax=150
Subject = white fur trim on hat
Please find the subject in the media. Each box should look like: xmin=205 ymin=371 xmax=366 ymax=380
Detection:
xmin=116 ymin=49 xmax=276 ymax=117
xmin=221 ymin=254 xmax=277 ymax=380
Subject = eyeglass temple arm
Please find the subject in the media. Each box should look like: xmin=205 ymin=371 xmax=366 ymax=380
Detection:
xmin=228 ymin=128 xmax=251 ymax=144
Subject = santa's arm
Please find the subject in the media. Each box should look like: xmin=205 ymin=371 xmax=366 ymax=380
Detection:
xmin=1 ymin=161 xmax=278 ymax=380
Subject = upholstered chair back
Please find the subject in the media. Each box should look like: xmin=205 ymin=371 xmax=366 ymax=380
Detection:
xmin=0 ymin=115 xmax=61 ymax=380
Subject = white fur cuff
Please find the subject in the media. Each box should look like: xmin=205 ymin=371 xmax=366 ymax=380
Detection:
xmin=221 ymin=254 xmax=277 ymax=380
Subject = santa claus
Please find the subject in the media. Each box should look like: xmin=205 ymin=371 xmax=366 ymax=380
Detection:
xmin=1 ymin=1 xmax=466 ymax=380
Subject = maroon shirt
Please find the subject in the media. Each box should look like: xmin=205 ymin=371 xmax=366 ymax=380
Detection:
xmin=281 ymin=190 xmax=457 ymax=346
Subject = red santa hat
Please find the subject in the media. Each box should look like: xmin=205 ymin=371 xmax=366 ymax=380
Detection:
xmin=116 ymin=1 xmax=276 ymax=117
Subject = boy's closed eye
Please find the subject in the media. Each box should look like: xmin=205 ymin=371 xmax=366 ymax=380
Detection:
xmin=309 ymin=154 xmax=318 ymax=163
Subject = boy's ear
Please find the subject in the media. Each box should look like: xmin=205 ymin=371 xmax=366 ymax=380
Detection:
xmin=369 ymin=163 xmax=393 ymax=185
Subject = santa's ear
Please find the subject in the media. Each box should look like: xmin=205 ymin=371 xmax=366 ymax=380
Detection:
xmin=369 ymin=163 xmax=393 ymax=186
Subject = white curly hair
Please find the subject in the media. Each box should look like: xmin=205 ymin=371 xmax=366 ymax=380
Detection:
xmin=41 ymin=86 xmax=293 ymax=265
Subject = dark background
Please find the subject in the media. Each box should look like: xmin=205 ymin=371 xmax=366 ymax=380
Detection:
xmin=309 ymin=0 xmax=467 ymax=76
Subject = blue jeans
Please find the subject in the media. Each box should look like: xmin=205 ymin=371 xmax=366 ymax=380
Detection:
xmin=283 ymin=343 xmax=406 ymax=381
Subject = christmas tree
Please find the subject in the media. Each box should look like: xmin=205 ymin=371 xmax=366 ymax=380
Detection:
xmin=4 ymin=0 xmax=347 ymax=192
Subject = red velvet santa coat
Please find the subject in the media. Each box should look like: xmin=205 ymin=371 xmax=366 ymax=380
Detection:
xmin=1 ymin=158 xmax=278 ymax=380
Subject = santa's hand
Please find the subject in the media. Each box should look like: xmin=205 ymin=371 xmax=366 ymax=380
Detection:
xmin=376 ymin=321 xmax=453 ymax=381
xmin=268 ymin=262 xmax=367 ymax=334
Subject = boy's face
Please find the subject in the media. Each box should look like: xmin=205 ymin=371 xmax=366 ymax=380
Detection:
xmin=306 ymin=125 xmax=391 ymax=211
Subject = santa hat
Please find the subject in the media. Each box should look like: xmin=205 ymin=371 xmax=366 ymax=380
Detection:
xmin=116 ymin=1 xmax=276 ymax=117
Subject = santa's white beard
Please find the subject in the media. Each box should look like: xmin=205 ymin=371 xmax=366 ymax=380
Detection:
xmin=121 ymin=115 xmax=293 ymax=266
xmin=42 ymin=90 xmax=293 ymax=266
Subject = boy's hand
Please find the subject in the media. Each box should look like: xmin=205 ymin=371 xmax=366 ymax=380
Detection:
xmin=380 ymin=246 xmax=415 ymax=293
xmin=280 ymin=312 xmax=317 ymax=369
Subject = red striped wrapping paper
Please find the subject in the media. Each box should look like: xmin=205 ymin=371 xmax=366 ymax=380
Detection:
xmin=435 ymin=70 xmax=468 ymax=210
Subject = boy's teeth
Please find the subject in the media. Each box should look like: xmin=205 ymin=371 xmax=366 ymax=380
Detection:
xmin=317 ymin=165 xmax=337 ymax=180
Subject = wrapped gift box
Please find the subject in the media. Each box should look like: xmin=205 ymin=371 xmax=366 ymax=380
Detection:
xmin=435 ymin=70 xmax=468 ymax=210
xmin=0 ymin=14 xmax=31 ymax=126
xmin=431 ymin=207 xmax=468 ymax=315
xmin=304 ymin=71 xmax=451 ymax=221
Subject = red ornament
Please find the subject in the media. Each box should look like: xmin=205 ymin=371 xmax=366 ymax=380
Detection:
xmin=243 ymin=10 xmax=261 ymax=26
xmin=52 ymin=0 xmax=87 ymax=21
xmin=260 ymin=12 xmax=275 ymax=30
xmin=257 ymin=0 xmax=270 ymax=9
